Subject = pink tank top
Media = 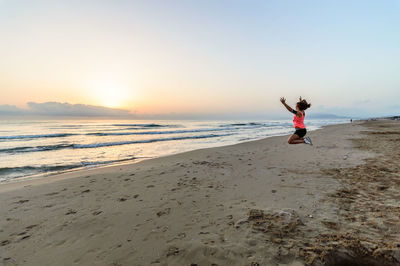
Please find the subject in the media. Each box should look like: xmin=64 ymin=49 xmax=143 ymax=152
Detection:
xmin=293 ymin=112 xmax=305 ymax=128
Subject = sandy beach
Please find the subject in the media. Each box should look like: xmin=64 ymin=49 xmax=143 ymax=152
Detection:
xmin=1 ymin=120 xmax=399 ymax=266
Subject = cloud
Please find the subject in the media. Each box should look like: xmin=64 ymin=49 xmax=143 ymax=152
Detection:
xmin=0 ymin=102 xmax=135 ymax=117
xmin=0 ymin=104 xmax=26 ymax=115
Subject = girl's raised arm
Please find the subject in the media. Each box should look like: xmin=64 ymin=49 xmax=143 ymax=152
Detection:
xmin=280 ymin=97 xmax=297 ymax=114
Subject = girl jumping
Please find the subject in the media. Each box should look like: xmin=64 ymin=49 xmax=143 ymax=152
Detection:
xmin=280 ymin=97 xmax=312 ymax=145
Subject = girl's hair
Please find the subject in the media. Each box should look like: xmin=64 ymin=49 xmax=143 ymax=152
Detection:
xmin=296 ymin=97 xmax=311 ymax=111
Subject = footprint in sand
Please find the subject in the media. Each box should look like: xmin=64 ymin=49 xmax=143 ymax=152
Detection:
xmin=1 ymin=240 xmax=11 ymax=246
xmin=65 ymin=209 xmax=77 ymax=215
xmin=45 ymin=192 xmax=59 ymax=196
xmin=26 ymin=224 xmax=38 ymax=230
xmin=20 ymin=235 xmax=30 ymax=240
xmin=14 ymin=199 xmax=29 ymax=204
xmin=118 ymin=197 xmax=128 ymax=202
xmin=156 ymin=208 xmax=171 ymax=217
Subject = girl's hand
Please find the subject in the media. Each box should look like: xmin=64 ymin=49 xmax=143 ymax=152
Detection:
xmin=280 ymin=97 xmax=286 ymax=104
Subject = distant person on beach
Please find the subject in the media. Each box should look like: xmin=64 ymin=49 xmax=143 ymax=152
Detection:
xmin=280 ymin=97 xmax=312 ymax=145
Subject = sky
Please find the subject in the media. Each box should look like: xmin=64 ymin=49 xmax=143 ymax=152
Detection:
xmin=1 ymin=0 xmax=399 ymax=119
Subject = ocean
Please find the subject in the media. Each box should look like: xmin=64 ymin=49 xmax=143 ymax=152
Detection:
xmin=0 ymin=119 xmax=347 ymax=182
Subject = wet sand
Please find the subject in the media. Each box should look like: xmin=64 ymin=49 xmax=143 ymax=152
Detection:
xmin=0 ymin=120 xmax=399 ymax=266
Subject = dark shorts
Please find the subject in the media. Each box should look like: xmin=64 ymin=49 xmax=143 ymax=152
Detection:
xmin=294 ymin=128 xmax=307 ymax=138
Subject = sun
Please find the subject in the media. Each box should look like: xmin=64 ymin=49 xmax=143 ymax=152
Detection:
xmin=93 ymin=81 xmax=130 ymax=108
xmin=97 ymin=87 xmax=125 ymax=108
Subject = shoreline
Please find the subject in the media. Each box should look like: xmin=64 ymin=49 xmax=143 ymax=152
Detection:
xmin=1 ymin=120 xmax=399 ymax=265
xmin=0 ymin=122 xmax=347 ymax=190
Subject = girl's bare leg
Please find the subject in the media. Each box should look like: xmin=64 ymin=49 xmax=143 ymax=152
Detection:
xmin=287 ymin=134 xmax=305 ymax=144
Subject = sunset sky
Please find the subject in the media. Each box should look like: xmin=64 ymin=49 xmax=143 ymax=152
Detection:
xmin=1 ymin=0 xmax=399 ymax=118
